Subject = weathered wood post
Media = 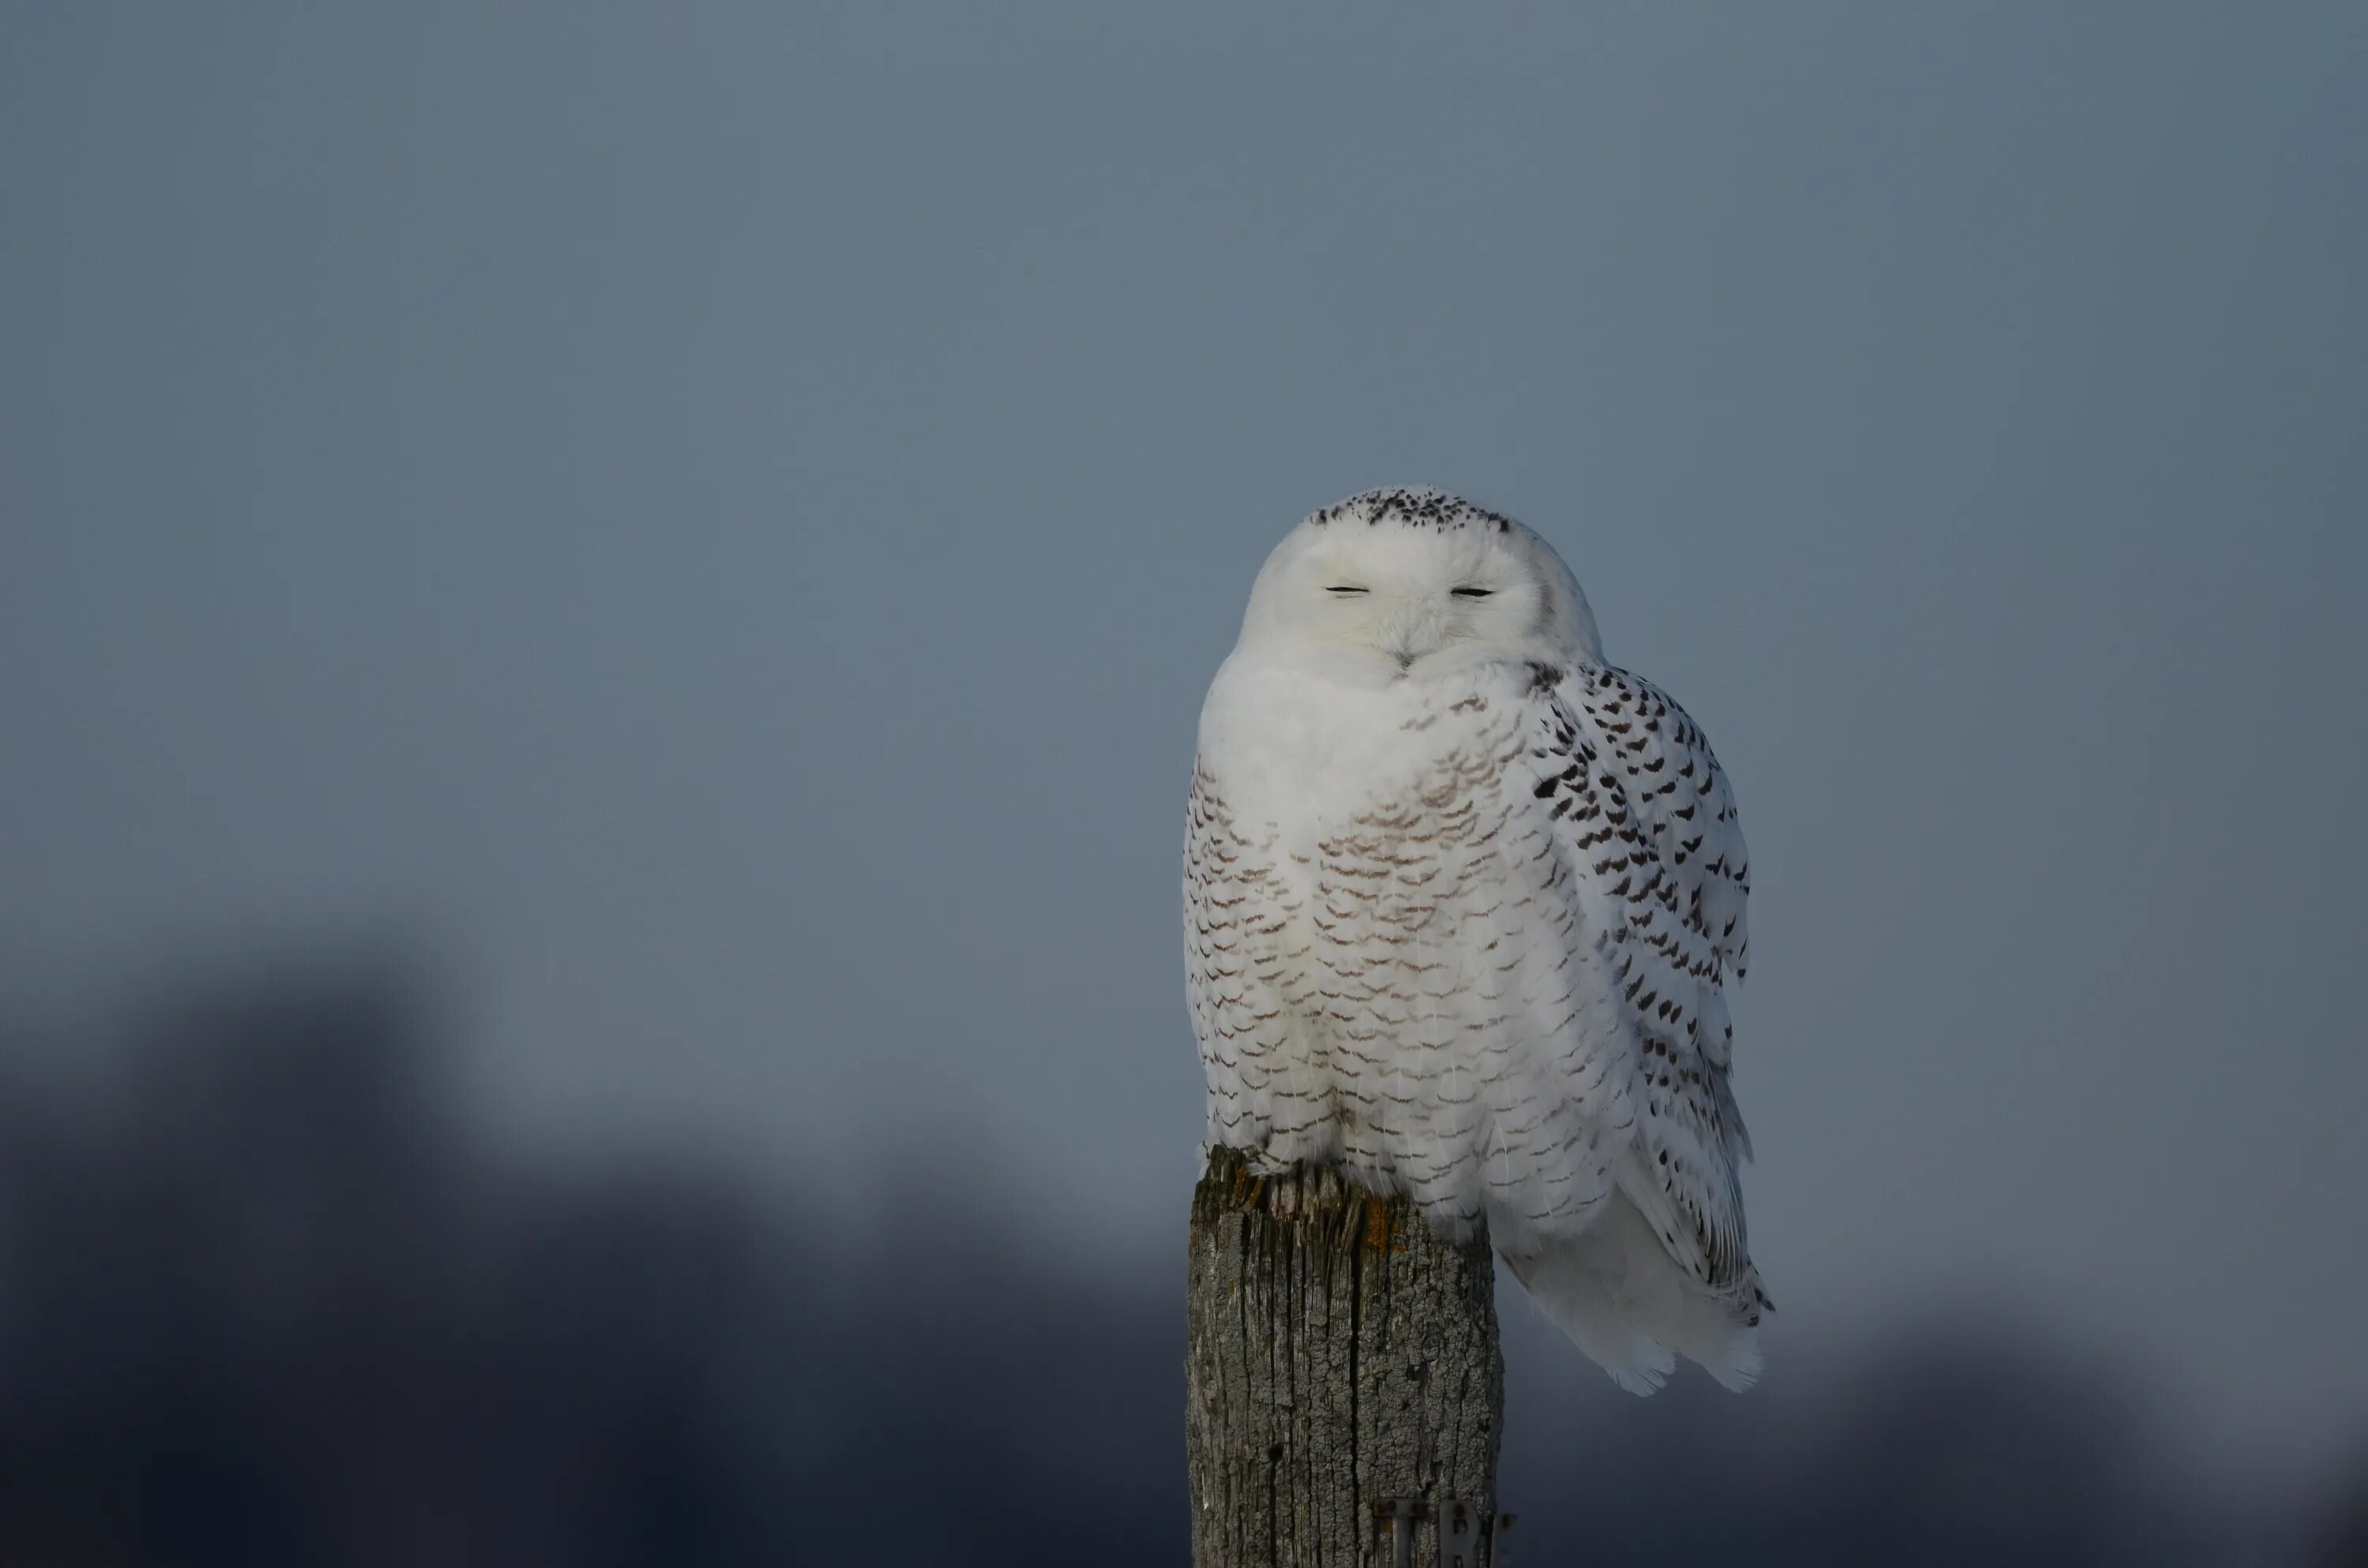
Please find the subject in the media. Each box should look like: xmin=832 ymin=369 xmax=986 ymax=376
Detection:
xmin=1186 ymin=1145 xmax=1508 ymax=1567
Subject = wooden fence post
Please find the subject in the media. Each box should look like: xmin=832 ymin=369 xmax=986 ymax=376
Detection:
xmin=1185 ymin=1145 xmax=1507 ymax=1567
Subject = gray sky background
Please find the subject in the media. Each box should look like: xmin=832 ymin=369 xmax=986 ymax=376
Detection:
xmin=5 ymin=1 xmax=2363 ymax=1471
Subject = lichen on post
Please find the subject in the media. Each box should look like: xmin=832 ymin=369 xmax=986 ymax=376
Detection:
xmin=1185 ymin=1145 xmax=1505 ymax=1567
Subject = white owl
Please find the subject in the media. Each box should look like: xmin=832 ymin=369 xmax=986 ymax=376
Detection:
xmin=1184 ymin=487 xmax=1768 ymax=1394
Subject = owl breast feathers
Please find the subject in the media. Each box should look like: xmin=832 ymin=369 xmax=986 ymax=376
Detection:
xmin=1183 ymin=488 xmax=1768 ymax=1394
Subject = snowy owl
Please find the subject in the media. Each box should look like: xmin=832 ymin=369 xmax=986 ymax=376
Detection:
xmin=1183 ymin=486 xmax=1769 ymax=1394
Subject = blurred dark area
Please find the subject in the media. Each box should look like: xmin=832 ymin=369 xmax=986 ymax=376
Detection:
xmin=0 ymin=955 xmax=2357 ymax=1567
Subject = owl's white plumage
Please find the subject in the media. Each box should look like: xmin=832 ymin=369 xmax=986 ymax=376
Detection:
xmin=1183 ymin=487 xmax=1767 ymax=1394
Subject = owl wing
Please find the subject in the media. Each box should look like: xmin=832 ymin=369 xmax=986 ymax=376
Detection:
xmin=1521 ymin=661 xmax=1755 ymax=1291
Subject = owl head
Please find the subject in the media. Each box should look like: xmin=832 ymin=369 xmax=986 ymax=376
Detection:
xmin=1234 ymin=487 xmax=1603 ymax=678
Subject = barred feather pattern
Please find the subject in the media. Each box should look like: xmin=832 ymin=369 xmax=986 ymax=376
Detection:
xmin=1185 ymin=492 xmax=1771 ymax=1393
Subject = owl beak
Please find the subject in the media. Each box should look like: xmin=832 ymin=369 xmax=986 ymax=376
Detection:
xmin=1383 ymin=608 xmax=1435 ymax=673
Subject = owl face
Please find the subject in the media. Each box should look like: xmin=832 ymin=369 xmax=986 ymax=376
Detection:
xmin=1236 ymin=488 xmax=1602 ymax=677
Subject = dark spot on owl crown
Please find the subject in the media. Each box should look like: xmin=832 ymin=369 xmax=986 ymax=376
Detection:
xmin=1310 ymin=486 xmax=1515 ymax=533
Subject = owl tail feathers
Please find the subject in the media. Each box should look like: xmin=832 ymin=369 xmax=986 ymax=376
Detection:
xmin=1500 ymin=1195 xmax=1765 ymax=1397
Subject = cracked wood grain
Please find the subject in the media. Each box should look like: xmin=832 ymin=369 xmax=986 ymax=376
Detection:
xmin=1186 ymin=1146 xmax=1503 ymax=1567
